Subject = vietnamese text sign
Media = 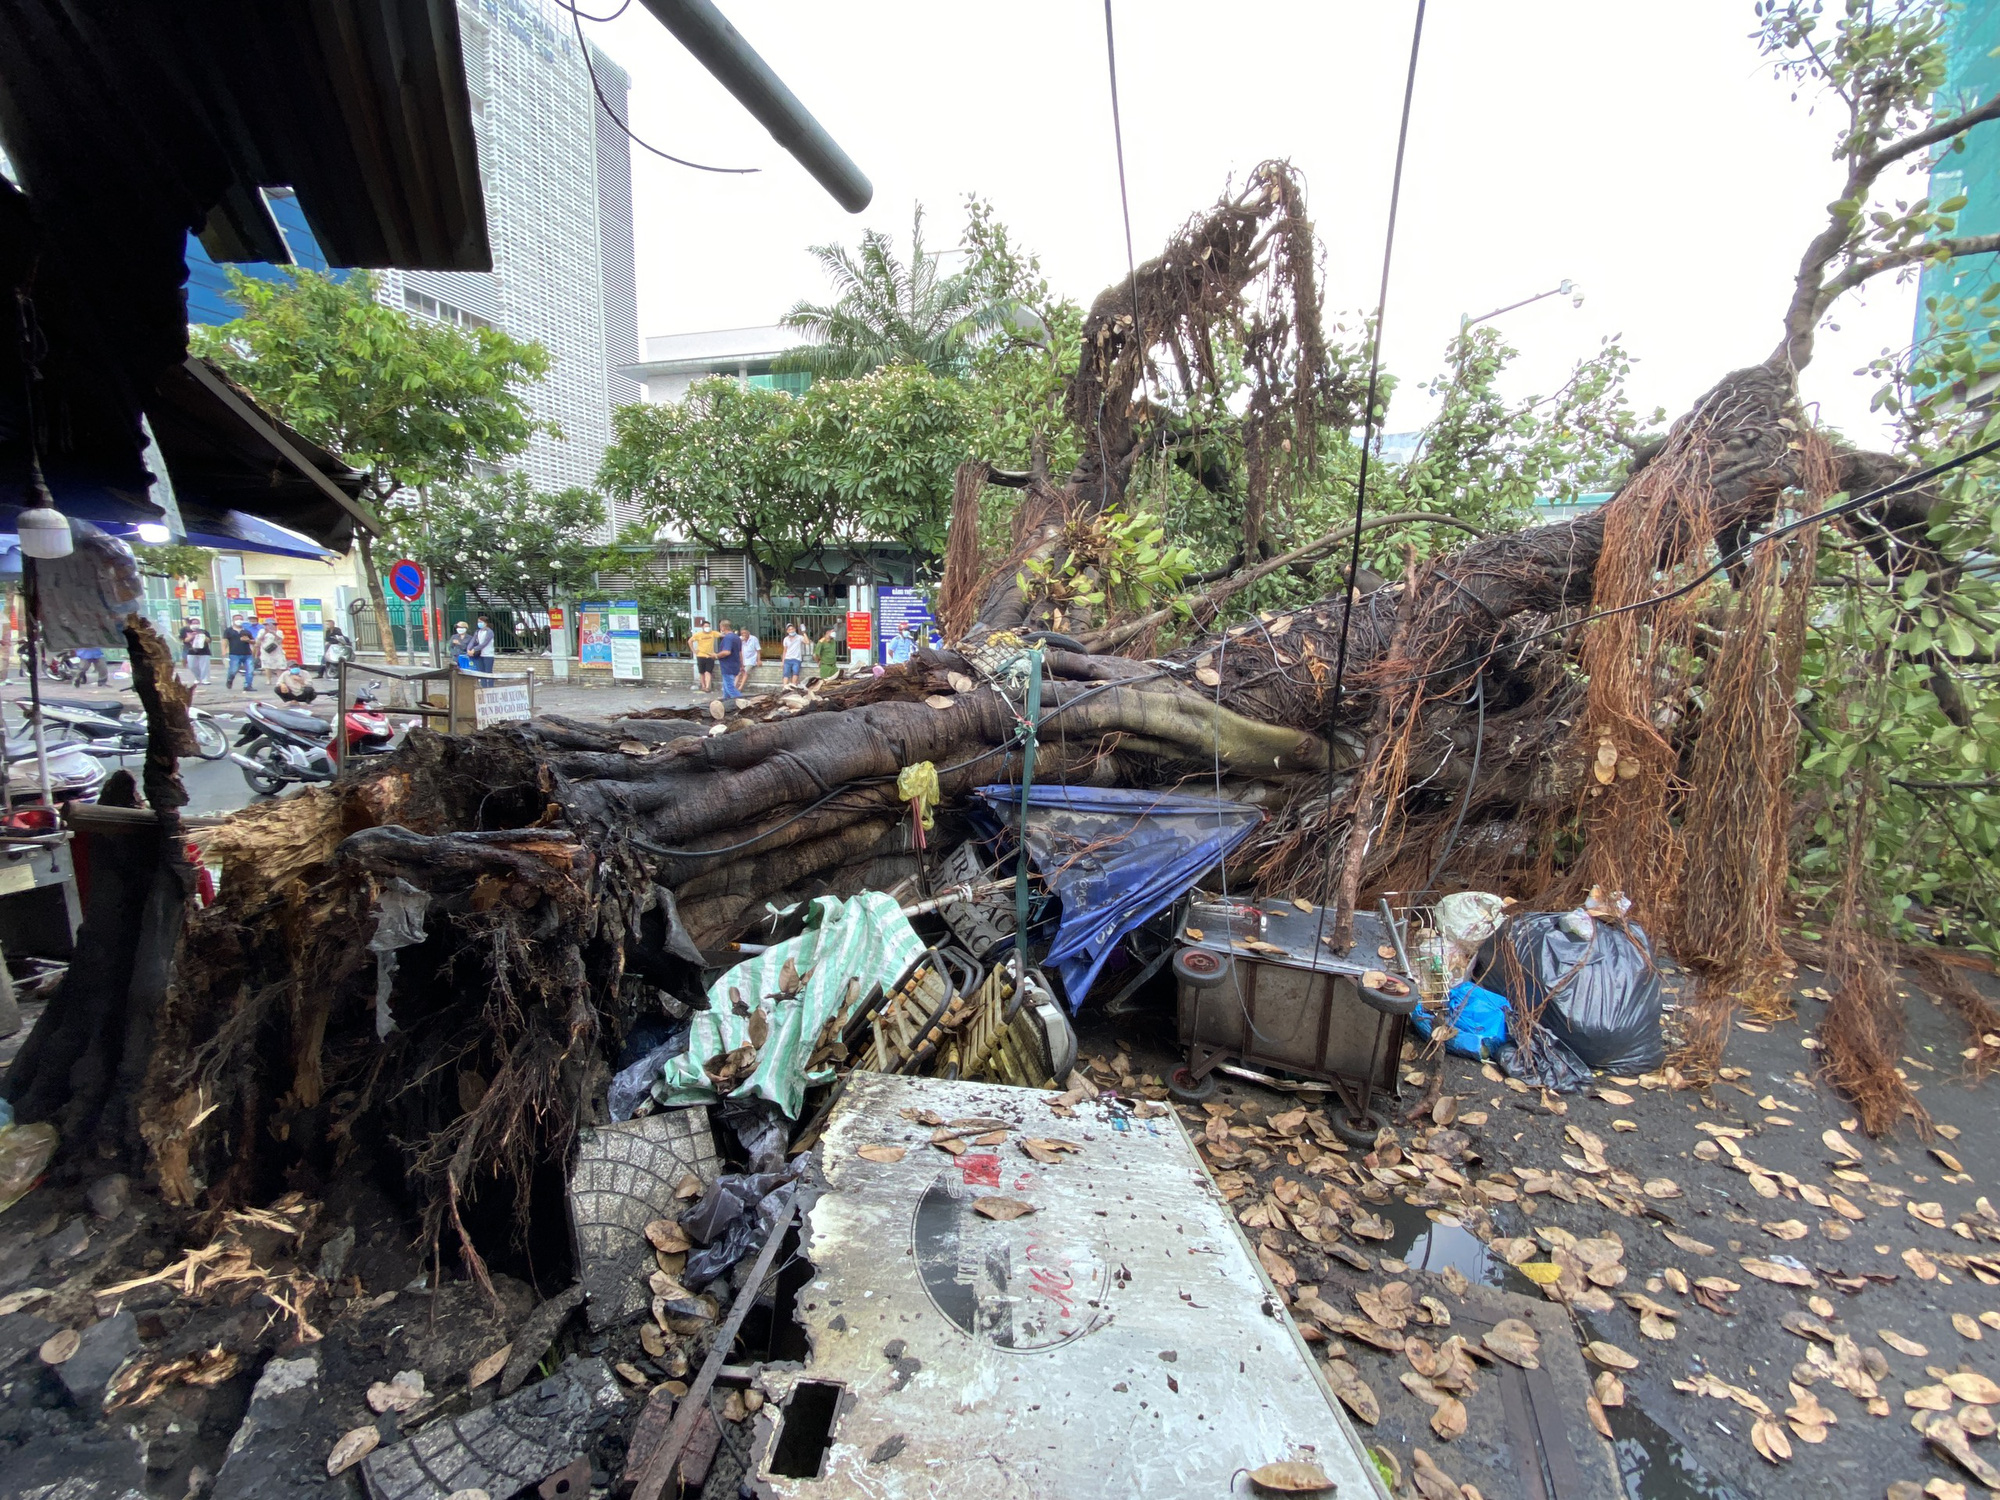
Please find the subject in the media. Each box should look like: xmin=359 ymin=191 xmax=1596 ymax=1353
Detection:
xmin=877 ymin=587 xmax=933 ymax=653
xmin=609 ymin=600 xmax=642 ymax=680
xmin=298 ymin=598 xmax=325 ymax=665
xmin=475 ymin=682 xmax=532 ymax=728
xmin=846 ymin=611 xmax=873 ymax=650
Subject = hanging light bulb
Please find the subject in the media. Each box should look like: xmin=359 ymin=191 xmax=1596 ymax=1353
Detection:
xmin=16 ymin=453 xmax=72 ymax=559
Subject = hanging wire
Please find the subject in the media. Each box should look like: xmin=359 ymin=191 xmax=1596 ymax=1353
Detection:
xmin=1102 ymin=0 xmax=1152 ymax=406
xmin=558 ymin=1 xmax=760 ymax=175
xmin=1308 ymin=0 xmax=1428 ymax=956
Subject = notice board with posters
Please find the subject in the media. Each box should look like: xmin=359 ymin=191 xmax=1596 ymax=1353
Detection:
xmin=877 ymin=587 xmax=933 ymax=657
xmin=577 ymin=604 xmax=612 ymax=669
xmin=608 ymin=600 xmax=642 ymax=680
xmin=298 ymin=599 xmax=325 ymax=665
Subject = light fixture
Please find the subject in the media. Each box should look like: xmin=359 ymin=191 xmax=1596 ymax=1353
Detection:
xmin=135 ymin=522 xmax=171 ymax=544
xmin=16 ymin=501 xmax=72 ymax=560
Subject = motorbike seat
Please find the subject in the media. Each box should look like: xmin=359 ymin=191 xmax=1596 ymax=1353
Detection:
xmin=263 ymin=707 xmax=327 ymax=736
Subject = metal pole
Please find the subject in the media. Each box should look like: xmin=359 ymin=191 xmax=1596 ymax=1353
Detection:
xmin=22 ymin=559 xmax=53 ymax=809
xmin=1013 ymin=644 xmax=1043 ymax=993
xmin=634 ymin=0 xmax=873 ymax=212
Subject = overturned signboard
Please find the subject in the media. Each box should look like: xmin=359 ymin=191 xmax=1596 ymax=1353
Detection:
xmin=747 ymin=1072 xmax=1386 ymax=1498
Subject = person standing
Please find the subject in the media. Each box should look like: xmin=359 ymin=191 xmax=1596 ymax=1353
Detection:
xmin=76 ymin=645 xmax=109 ymax=684
xmin=449 ymin=621 xmax=471 ymax=668
xmin=740 ymin=626 xmax=762 ymax=690
xmin=887 ymin=622 xmax=916 ymax=666
xmin=257 ymin=620 xmax=288 ymax=685
xmin=715 ymin=619 xmax=743 ymax=702
xmin=224 ymin=616 xmax=254 ymax=691
xmin=688 ymin=617 xmax=719 ymax=692
xmin=468 ymin=615 xmax=496 ymax=675
xmin=182 ymin=617 xmax=211 ymax=688
xmin=815 ymin=627 xmax=839 ymax=681
xmin=781 ymin=623 xmax=805 ymax=684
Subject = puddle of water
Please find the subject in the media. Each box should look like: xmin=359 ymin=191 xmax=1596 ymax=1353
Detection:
xmin=1604 ymin=1398 xmax=1755 ymax=1500
xmin=1367 ymin=1198 xmax=1750 ymax=1500
xmin=1373 ymin=1197 xmax=1504 ymax=1288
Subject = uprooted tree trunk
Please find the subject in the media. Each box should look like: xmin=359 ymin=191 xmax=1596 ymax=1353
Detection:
xmin=131 ymin=155 xmax=2000 ymax=1271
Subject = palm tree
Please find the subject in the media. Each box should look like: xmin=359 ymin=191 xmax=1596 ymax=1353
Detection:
xmin=777 ymin=206 xmax=1013 ymax=380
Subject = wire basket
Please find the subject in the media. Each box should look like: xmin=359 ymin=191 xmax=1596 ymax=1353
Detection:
xmin=1380 ymin=892 xmax=1448 ymax=1009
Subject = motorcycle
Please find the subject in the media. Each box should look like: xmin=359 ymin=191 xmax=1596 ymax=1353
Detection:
xmin=29 ymin=697 xmax=229 ymax=761
xmin=3 ymin=736 xmax=107 ymax=807
xmin=230 ymin=685 xmax=395 ymax=794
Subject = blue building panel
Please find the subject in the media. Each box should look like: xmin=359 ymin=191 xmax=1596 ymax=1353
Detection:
xmin=184 ymin=188 xmax=347 ymax=327
xmin=1916 ymin=4 xmax=2000 ymax=341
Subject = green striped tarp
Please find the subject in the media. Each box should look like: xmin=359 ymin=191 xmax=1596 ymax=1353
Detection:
xmin=652 ymin=891 xmax=924 ymax=1118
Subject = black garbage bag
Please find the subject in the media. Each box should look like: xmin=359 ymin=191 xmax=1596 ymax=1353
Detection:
xmin=1499 ymin=1028 xmax=1593 ymax=1093
xmin=680 ymin=1164 xmax=805 ymax=1289
xmin=1495 ymin=911 xmax=1665 ymax=1075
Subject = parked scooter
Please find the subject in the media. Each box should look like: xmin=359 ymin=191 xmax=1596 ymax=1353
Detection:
xmin=230 ymin=684 xmax=395 ymax=794
xmin=3 ymin=737 xmax=107 ymax=807
xmin=29 ymin=697 xmax=229 ymax=761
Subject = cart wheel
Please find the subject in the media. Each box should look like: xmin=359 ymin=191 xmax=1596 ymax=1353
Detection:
xmin=1357 ymin=979 xmax=1419 ymax=1017
xmin=1171 ymin=947 xmax=1231 ymax=991
xmin=1329 ymin=1101 xmax=1388 ymax=1147
xmin=1167 ymin=1065 xmax=1219 ymax=1104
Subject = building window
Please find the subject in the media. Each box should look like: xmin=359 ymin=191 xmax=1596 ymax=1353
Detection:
xmin=747 ymin=370 xmax=811 ymax=395
xmin=249 ymin=580 xmax=288 ymax=599
xmin=403 ymin=288 xmax=494 ymax=331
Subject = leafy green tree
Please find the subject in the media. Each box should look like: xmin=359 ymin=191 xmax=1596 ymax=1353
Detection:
xmin=411 ymin=475 xmax=619 ymax=650
xmin=191 ymin=268 xmax=550 ymax=661
xmin=601 ymin=367 xmax=976 ymax=585
xmin=130 ymin=542 xmax=215 ymax=585
xmin=777 ymin=205 xmax=1017 ymax=380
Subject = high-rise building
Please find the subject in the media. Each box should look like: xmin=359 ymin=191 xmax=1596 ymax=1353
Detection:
xmin=375 ymin=0 xmax=638 ymax=518
xmin=1915 ymin=4 xmax=2000 ymax=345
xmin=187 ymin=0 xmax=639 ymax=528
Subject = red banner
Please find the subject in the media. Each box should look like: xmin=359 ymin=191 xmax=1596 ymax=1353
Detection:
xmin=846 ymin=611 xmax=873 ymax=651
xmin=273 ymin=599 xmax=301 ymax=663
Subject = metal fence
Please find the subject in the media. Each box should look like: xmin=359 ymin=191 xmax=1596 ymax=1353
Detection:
xmin=348 ymin=599 xmax=853 ymax=661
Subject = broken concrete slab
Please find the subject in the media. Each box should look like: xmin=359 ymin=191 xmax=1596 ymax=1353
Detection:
xmin=59 ymin=1311 xmax=138 ymax=1415
xmin=570 ymin=1108 xmax=719 ymax=1330
xmin=497 ymin=1284 xmax=584 ymax=1396
xmin=212 ymin=1354 xmax=351 ymax=1500
xmin=0 ymin=1429 xmax=148 ymax=1499
xmin=750 ymin=1072 xmax=1387 ymax=1498
xmin=359 ymin=1356 xmax=626 ymax=1500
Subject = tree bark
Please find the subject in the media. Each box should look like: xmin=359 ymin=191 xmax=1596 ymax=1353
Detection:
xmin=356 ymin=528 xmax=400 ymax=666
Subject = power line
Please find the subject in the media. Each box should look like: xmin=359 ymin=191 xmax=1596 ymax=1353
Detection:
xmin=1102 ymin=1 xmax=1146 ymax=394
xmin=559 ymin=1 xmax=760 ymax=175
xmin=1310 ymin=0 xmax=1428 ymax=950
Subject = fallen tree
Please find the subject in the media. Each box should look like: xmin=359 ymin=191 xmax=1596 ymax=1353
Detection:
xmin=20 ymin=7 xmax=1994 ymax=1272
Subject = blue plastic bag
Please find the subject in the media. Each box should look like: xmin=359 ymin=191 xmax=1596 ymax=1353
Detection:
xmin=1411 ymin=980 xmax=1510 ymax=1059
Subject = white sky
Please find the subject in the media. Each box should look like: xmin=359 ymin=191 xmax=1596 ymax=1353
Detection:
xmin=587 ymin=0 xmax=1931 ymax=445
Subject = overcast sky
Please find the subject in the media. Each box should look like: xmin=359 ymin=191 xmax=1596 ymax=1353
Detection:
xmin=585 ymin=0 xmax=1930 ymax=444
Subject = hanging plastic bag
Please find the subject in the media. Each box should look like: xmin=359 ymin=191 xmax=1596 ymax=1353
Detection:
xmin=0 ymin=1122 xmax=60 ymax=1214
xmin=1434 ymin=892 xmax=1506 ymax=986
xmin=1496 ymin=910 xmax=1664 ymax=1075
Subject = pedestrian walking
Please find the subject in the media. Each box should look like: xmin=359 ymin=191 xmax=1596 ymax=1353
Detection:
xmin=468 ymin=615 xmax=496 ymax=675
xmin=224 ymin=617 xmax=254 ymax=690
xmin=740 ymin=627 xmax=762 ymax=688
xmin=688 ymin=617 xmax=719 ymax=692
xmin=715 ymin=619 xmax=743 ymax=702
xmin=76 ymin=645 xmax=110 ymax=684
xmin=815 ymin=627 xmax=839 ymax=681
xmin=781 ymin=623 xmax=805 ymax=683
xmin=182 ymin=618 xmax=212 ymax=687
xmin=257 ymin=622 xmax=288 ymax=684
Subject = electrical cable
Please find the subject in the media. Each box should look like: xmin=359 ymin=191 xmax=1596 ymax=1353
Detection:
xmin=562 ymin=2 xmax=759 ymax=174
xmin=1307 ymin=0 xmax=1427 ymax=959
xmin=1102 ymin=0 xmax=1147 ymax=399
xmin=1421 ymin=673 xmax=1483 ymax=894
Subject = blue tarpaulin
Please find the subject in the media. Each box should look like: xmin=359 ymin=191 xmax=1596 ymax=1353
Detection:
xmin=976 ymin=785 xmax=1264 ymax=1009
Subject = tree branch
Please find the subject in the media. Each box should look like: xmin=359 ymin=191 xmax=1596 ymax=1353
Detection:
xmin=1816 ymin=233 xmax=2000 ymax=314
xmin=1079 ymin=511 xmax=1487 ymax=654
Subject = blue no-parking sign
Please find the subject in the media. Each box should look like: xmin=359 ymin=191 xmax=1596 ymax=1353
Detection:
xmin=389 ymin=559 xmax=426 ymax=602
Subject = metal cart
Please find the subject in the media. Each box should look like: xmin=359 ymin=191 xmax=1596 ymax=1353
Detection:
xmin=1169 ymin=893 xmax=1418 ymax=1143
